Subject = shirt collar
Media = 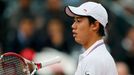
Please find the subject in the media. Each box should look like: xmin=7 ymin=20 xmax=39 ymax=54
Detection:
xmin=79 ymin=39 xmax=104 ymax=61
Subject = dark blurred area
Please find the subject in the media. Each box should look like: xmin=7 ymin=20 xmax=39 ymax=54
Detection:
xmin=0 ymin=0 xmax=134 ymax=75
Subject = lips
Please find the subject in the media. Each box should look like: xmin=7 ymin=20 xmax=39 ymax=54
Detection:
xmin=73 ymin=34 xmax=76 ymax=37
xmin=72 ymin=30 xmax=77 ymax=37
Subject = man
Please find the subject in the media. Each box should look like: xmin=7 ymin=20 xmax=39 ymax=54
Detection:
xmin=65 ymin=1 xmax=118 ymax=75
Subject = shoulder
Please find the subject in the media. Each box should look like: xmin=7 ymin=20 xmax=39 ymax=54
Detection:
xmin=82 ymin=44 xmax=115 ymax=68
xmin=83 ymin=45 xmax=117 ymax=72
xmin=81 ymin=54 xmax=117 ymax=75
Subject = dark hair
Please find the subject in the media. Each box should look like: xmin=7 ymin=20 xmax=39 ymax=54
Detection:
xmin=87 ymin=16 xmax=105 ymax=36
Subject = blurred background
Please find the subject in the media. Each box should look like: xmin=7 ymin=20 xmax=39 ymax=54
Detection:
xmin=0 ymin=0 xmax=134 ymax=75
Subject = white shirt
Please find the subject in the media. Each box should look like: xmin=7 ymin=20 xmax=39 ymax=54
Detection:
xmin=75 ymin=39 xmax=118 ymax=75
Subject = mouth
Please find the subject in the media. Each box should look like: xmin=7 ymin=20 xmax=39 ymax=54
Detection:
xmin=72 ymin=30 xmax=77 ymax=37
xmin=73 ymin=34 xmax=76 ymax=37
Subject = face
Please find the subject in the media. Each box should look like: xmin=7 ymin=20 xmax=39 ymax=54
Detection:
xmin=20 ymin=19 xmax=34 ymax=38
xmin=124 ymin=28 xmax=134 ymax=53
xmin=47 ymin=19 xmax=64 ymax=45
xmin=47 ymin=0 xmax=62 ymax=10
xmin=116 ymin=62 xmax=129 ymax=75
xmin=72 ymin=16 xmax=92 ymax=45
xmin=20 ymin=0 xmax=31 ymax=8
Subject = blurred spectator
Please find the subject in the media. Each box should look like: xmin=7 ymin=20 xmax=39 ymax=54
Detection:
xmin=4 ymin=16 xmax=36 ymax=53
xmin=122 ymin=27 xmax=134 ymax=54
xmin=44 ymin=18 xmax=71 ymax=54
xmin=43 ymin=0 xmax=65 ymax=22
xmin=121 ymin=27 xmax=134 ymax=74
xmin=108 ymin=26 xmax=134 ymax=74
xmin=112 ymin=0 xmax=134 ymax=25
xmin=43 ymin=0 xmax=74 ymax=47
xmin=116 ymin=62 xmax=129 ymax=75
xmin=43 ymin=0 xmax=73 ymax=29
xmin=7 ymin=0 xmax=34 ymax=29
xmin=97 ymin=0 xmax=134 ymax=74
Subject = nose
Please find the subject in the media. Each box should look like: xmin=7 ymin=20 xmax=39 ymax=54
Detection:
xmin=72 ymin=22 xmax=76 ymax=29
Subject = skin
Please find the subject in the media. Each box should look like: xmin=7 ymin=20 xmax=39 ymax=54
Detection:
xmin=116 ymin=62 xmax=129 ymax=75
xmin=72 ymin=16 xmax=102 ymax=49
xmin=19 ymin=19 xmax=34 ymax=38
xmin=47 ymin=19 xmax=64 ymax=46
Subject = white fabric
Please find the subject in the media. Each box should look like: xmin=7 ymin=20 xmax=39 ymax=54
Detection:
xmin=65 ymin=2 xmax=108 ymax=27
xmin=75 ymin=39 xmax=118 ymax=75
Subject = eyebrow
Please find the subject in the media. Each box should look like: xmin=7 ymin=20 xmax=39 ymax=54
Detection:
xmin=75 ymin=16 xmax=83 ymax=19
xmin=74 ymin=16 xmax=84 ymax=20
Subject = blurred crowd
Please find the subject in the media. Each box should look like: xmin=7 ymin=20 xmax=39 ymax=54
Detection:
xmin=0 ymin=0 xmax=134 ymax=75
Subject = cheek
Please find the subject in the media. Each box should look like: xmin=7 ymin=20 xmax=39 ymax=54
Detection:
xmin=75 ymin=33 xmax=89 ymax=45
xmin=77 ymin=25 xmax=90 ymax=37
xmin=76 ymin=26 xmax=90 ymax=42
xmin=78 ymin=32 xmax=89 ymax=41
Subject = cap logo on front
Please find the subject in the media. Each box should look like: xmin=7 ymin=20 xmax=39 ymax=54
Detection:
xmin=83 ymin=9 xmax=87 ymax=12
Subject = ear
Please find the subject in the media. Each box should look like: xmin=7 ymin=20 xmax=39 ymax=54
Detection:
xmin=91 ymin=21 xmax=100 ymax=31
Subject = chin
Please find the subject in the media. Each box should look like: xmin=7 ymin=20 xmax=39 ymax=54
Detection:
xmin=75 ymin=38 xmax=82 ymax=45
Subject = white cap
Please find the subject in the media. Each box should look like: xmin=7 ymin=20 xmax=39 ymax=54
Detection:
xmin=65 ymin=2 xmax=108 ymax=27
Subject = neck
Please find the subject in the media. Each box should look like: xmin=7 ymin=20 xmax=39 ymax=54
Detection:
xmin=83 ymin=36 xmax=103 ymax=50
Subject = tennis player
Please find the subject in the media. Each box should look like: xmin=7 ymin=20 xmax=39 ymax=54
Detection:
xmin=65 ymin=1 xmax=118 ymax=75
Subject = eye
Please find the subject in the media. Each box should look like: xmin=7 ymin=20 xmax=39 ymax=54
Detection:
xmin=74 ymin=17 xmax=82 ymax=23
xmin=77 ymin=19 xmax=80 ymax=22
xmin=76 ymin=19 xmax=81 ymax=23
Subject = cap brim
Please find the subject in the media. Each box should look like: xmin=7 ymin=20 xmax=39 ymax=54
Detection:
xmin=65 ymin=6 xmax=86 ymax=17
